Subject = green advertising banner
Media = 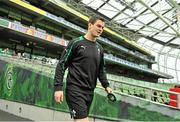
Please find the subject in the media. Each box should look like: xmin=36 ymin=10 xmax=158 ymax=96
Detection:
xmin=0 ymin=18 xmax=9 ymax=28
xmin=0 ymin=61 xmax=8 ymax=98
xmin=0 ymin=59 xmax=179 ymax=121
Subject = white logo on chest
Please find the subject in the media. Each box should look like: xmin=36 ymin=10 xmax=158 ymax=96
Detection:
xmin=98 ymin=48 xmax=100 ymax=55
xmin=80 ymin=45 xmax=86 ymax=50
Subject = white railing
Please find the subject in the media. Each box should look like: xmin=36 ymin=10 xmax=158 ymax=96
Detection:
xmin=0 ymin=53 xmax=56 ymax=78
xmin=98 ymin=78 xmax=180 ymax=109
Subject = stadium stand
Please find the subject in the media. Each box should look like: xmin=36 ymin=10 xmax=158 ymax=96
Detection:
xmin=0 ymin=0 xmax=180 ymax=121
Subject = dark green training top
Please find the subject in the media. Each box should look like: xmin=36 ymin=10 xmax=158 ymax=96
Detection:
xmin=54 ymin=36 xmax=109 ymax=94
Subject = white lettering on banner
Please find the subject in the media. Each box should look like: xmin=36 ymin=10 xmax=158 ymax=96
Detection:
xmin=65 ymin=41 xmax=69 ymax=46
xmin=58 ymin=17 xmax=64 ymax=22
xmin=6 ymin=66 xmax=14 ymax=91
xmin=46 ymin=12 xmax=58 ymax=22
xmin=34 ymin=30 xmax=46 ymax=39
xmin=7 ymin=71 xmax=13 ymax=90
xmin=59 ymin=39 xmax=65 ymax=46
xmin=10 ymin=22 xmax=28 ymax=33
xmin=52 ymin=36 xmax=60 ymax=44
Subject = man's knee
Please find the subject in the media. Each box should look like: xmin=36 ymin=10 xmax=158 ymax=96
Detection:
xmin=69 ymin=108 xmax=88 ymax=119
xmin=74 ymin=117 xmax=89 ymax=122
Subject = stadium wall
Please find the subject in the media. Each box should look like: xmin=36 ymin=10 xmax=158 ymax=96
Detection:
xmin=0 ymin=58 xmax=179 ymax=121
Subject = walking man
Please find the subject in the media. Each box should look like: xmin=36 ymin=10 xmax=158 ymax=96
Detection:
xmin=54 ymin=16 xmax=112 ymax=122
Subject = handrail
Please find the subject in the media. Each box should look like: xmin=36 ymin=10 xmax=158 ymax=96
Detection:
xmin=99 ymin=79 xmax=180 ymax=109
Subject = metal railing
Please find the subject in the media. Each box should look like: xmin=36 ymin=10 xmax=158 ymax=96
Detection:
xmin=0 ymin=53 xmax=56 ymax=78
xmin=99 ymin=79 xmax=180 ymax=109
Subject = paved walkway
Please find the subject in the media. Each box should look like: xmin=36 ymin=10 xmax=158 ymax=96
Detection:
xmin=0 ymin=110 xmax=32 ymax=121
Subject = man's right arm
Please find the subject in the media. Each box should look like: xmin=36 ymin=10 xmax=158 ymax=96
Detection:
xmin=54 ymin=50 xmax=68 ymax=91
xmin=54 ymin=40 xmax=75 ymax=91
xmin=54 ymin=40 xmax=75 ymax=103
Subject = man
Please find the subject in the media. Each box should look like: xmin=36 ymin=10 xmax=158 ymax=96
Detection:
xmin=54 ymin=16 xmax=112 ymax=122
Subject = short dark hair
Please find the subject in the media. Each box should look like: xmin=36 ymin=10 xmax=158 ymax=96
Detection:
xmin=88 ymin=16 xmax=105 ymax=24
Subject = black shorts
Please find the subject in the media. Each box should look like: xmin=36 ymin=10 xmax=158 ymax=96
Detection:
xmin=65 ymin=90 xmax=94 ymax=119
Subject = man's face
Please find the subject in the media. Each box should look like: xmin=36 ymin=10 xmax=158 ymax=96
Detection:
xmin=89 ymin=20 xmax=105 ymax=37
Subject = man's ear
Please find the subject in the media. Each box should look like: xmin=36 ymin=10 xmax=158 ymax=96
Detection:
xmin=88 ymin=23 xmax=92 ymax=29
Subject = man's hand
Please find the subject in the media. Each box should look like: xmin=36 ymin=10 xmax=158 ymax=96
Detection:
xmin=105 ymin=87 xmax=113 ymax=94
xmin=54 ymin=91 xmax=63 ymax=103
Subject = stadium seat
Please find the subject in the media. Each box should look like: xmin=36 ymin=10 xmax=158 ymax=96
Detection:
xmin=169 ymin=87 xmax=180 ymax=108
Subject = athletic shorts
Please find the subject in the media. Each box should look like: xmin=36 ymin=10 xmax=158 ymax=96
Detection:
xmin=65 ymin=90 xmax=94 ymax=119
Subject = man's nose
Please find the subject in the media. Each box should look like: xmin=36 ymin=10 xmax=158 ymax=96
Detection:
xmin=99 ymin=28 xmax=103 ymax=31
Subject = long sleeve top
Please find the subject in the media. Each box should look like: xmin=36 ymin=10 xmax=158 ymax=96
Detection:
xmin=54 ymin=36 xmax=109 ymax=94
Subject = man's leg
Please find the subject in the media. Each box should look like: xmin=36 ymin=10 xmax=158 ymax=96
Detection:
xmin=74 ymin=117 xmax=89 ymax=122
xmin=66 ymin=90 xmax=90 ymax=120
xmin=74 ymin=94 xmax=94 ymax=122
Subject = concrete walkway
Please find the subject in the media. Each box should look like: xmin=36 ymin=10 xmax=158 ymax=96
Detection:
xmin=0 ymin=110 xmax=32 ymax=121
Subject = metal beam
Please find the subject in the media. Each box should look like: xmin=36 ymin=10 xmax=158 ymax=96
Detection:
xmin=137 ymin=0 xmax=180 ymax=36
xmin=178 ymin=10 xmax=180 ymax=33
xmin=96 ymin=0 xmax=110 ymax=11
xmin=168 ymin=0 xmax=180 ymax=33
xmin=167 ymin=0 xmax=180 ymax=9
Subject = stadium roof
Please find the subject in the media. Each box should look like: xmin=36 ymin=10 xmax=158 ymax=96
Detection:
xmin=67 ymin=0 xmax=180 ymax=83
xmin=78 ymin=0 xmax=180 ymax=48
